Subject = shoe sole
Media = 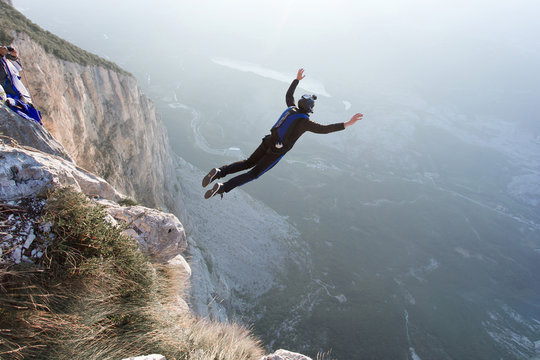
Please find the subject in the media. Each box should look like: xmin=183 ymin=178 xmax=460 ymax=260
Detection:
xmin=204 ymin=183 xmax=222 ymax=199
xmin=202 ymin=168 xmax=219 ymax=188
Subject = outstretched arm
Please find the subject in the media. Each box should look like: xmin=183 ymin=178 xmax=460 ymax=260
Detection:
xmin=344 ymin=113 xmax=363 ymax=128
xmin=286 ymin=68 xmax=305 ymax=107
xmin=304 ymin=113 xmax=364 ymax=134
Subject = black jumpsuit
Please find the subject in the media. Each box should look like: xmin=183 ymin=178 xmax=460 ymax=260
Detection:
xmin=219 ymin=79 xmax=345 ymax=193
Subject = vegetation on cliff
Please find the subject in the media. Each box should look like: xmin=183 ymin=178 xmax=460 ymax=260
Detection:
xmin=0 ymin=1 xmax=128 ymax=74
xmin=0 ymin=188 xmax=264 ymax=360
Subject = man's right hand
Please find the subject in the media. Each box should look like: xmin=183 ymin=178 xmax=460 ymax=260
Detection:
xmin=296 ymin=68 xmax=305 ymax=81
xmin=0 ymin=46 xmax=7 ymax=57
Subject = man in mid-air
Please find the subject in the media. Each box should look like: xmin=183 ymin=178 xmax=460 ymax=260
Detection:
xmin=203 ymin=68 xmax=363 ymax=199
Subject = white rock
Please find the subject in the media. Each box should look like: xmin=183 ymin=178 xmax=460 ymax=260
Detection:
xmin=121 ymin=355 xmax=166 ymax=360
xmin=104 ymin=203 xmax=187 ymax=262
xmin=11 ymin=246 xmax=22 ymax=264
xmin=103 ymin=214 xmax=118 ymax=227
xmin=167 ymin=254 xmax=192 ymax=278
xmin=0 ymin=142 xmax=123 ymax=202
xmin=23 ymin=230 xmax=35 ymax=249
xmin=261 ymin=349 xmax=312 ymax=360
xmin=123 ymin=228 xmax=141 ymax=241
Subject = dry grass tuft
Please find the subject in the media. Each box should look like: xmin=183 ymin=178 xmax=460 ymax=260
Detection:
xmin=0 ymin=188 xmax=264 ymax=360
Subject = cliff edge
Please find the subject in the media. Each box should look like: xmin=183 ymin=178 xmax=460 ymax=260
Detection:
xmin=0 ymin=96 xmax=267 ymax=360
xmin=0 ymin=3 xmax=316 ymax=358
xmin=0 ymin=2 xmax=176 ymax=209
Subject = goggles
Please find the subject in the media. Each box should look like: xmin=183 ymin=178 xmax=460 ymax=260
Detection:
xmin=302 ymin=94 xmax=317 ymax=101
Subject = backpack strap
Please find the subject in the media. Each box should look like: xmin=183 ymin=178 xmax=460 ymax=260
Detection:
xmin=271 ymin=107 xmax=309 ymax=145
xmin=272 ymin=106 xmax=295 ymax=129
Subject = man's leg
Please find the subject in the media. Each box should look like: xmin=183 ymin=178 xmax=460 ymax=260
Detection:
xmin=203 ymin=139 xmax=268 ymax=187
xmin=219 ymin=141 xmax=267 ymax=177
xmin=221 ymin=152 xmax=284 ymax=193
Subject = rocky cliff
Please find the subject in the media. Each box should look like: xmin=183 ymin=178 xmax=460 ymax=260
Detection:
xmin=0 ymin=56 xmax=313 ymax=360
xmin=1 ymin=6 xmax=313 ymax=356
xmin=2 ymin=21 xmax=308 ymax=324
xmin=0 ymin=108 xmax=252 ymax=360
xmin=8 ymin=32 xmax=175 ymax=210
xmin=0 ymin=107 xmax=188 ymax=268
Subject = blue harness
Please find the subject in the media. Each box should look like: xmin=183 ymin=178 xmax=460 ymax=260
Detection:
xmin=271 ymin=106 xmax=308 ymax=148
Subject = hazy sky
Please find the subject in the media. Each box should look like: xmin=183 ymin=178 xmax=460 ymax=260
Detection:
xmin=14 ymin=0 xmax=540 ymax=125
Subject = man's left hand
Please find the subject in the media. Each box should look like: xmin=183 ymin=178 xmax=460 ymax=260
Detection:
xmin=344 ymin=113 xmax=364 ymax=127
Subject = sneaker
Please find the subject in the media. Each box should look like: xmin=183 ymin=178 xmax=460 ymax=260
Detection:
xmin=202 ymin=168 xmax=221 ymax=187
xmin=204 ymin=183 xmax=224 ymax=199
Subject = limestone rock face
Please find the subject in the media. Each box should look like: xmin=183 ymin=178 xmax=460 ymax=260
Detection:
xmin=0 ymin=140 xmax=122 ymax=202
xmin=11 ymin=32 xmax=175 ymax=209
xmin=103 ymin=202 xmax=188 ymax=263
xmin=0 ymin=107 xmax=72 ymax=161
